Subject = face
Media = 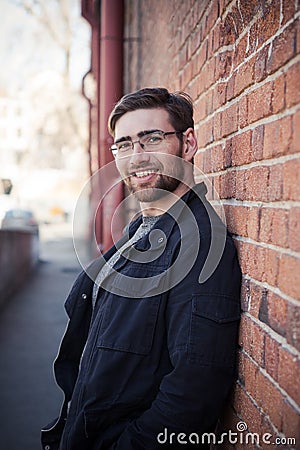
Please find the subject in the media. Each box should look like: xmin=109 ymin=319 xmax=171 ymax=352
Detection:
xmin=114 ymin=108 xmax=185 ymax=203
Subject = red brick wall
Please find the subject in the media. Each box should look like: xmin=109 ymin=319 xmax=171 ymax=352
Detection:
xmin=124 ymin=0 xmax=300 ymax=447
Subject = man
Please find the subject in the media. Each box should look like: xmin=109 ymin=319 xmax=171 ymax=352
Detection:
xmin=42 ymin=88 xmax=241 ymax=450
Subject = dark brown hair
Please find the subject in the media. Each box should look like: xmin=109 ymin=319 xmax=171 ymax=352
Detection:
xmin=108 ymin=87 xmax=194 ymax=136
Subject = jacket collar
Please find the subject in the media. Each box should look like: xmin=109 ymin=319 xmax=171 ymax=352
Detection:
xmin=85 ymin=182 xmax=207 ymax=278
xmin=132 ymin=182 xmax=207 ymax=248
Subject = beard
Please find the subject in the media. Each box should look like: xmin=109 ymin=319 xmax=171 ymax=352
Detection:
xmin=124 ymin=145 xmax=185 ymax=202
xmin=127 ymin=173 xmax=182 ymax=202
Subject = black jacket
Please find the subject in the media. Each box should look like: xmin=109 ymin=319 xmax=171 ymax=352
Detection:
xmin=41 ymin=183 xmax=241 ymax=450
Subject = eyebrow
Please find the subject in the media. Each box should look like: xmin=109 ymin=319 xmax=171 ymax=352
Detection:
xmin=114 ymin=129 xmax=162 ymax=144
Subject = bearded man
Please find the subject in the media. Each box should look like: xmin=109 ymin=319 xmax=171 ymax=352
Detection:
xmin=42 ymin=88 xmax=241 ymax=450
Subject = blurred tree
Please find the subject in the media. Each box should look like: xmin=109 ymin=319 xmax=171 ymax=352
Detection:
xmin=12 ymin=0 xmax=89 ymax=170
xmin=16 ymin=0 xmax=73 ymax=81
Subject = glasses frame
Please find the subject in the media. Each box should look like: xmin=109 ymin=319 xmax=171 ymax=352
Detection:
xmin=110 ymin=130 xmax=184 ymax=157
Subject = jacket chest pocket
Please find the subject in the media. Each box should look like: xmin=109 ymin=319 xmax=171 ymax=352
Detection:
xmin=97 ymin=272 xmax=162 ymax=355
xmin=97 ymin=295 xmax=161 ymax=355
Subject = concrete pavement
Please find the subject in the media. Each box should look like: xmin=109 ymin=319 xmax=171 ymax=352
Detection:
xmin=0 ymin=223 xmax=90 ymax=450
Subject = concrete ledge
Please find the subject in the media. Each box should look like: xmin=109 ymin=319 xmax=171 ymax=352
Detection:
xmin=0 ymin=229 xmax=39 ymax=307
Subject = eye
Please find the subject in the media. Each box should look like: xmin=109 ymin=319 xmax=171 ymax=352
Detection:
xmin=144 ymin=133 xmax=164 ymax=145
xmin=117 ymin=141 xmax=132 ymax=151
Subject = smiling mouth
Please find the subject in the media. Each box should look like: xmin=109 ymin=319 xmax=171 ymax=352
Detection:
xmin=129 ymin=168 xmax=159 ymax=178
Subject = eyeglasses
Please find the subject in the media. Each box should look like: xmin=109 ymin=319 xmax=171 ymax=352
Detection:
xmin=110 ymin=130 xmax=184 ymax=157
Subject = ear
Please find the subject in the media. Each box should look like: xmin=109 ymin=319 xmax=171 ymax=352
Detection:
xmin=182 ymin=128 xmax=198 ymax=162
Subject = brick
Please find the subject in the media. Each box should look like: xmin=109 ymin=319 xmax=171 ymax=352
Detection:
xmin=235 ymin=169 xmax=247 ymax=201
xmin=278 ymin=254 xmax=300 ymax=301
xmin=205 ymin=89 xmax=213 ymax=116
xmin=256 ymin=0 xmax=281 ymax=47
xmin=240 ymin=278 xmax=250 ymax=313
xmin=219 ymin=12 xmax=237 ymax=47
xmin=259 ymin=207 xmax=289 ymax=247
xmin=281 ymin=399 xmax=300 ymax=443
xmin=224 ymin=204 xmax=248 ymax=236
xmin=243 ymin=353 xmax=259 ymax=401
xmin=265 ymin=335 xmax=280 ymax=381
xmin=203 ymin=147 xmax=211 ymax=173
xmin=251 ymin=125 xmax=264 ymax=161
xmin=196 ymin=40 xmax=208 ymax=75
xmin=291 ymin=109 xmax=300 ymax=154
xmin=264 ymin=247 xmax=280 ymax=286
xmin=267 ymin=291 xmax=287 ymax=337
xmin=258 ymin=287 xmax=268 ymax=323
xmin=246 ymin=206 xmax=260 ymax=241
xmin=271 ymin=74 xmax=285 ymax=114
xmin=254 ymin=45 xmax=269 ymax=82
xmin=283 ymin=159 xmax=300 ymax=201
xmin=213 ymin=82 xmax=226 ymax=109
xmin=263 ymin=116 xmax=292 ymax=159
xmin=231 ymin=131 xmax=252 ymax=166
xmin=248 ymin=245 xmax=267 ymax=281
xmin=251 ymin=283 xmax=267 ymax=319
xmin=233 ymin=384 xmax=262 ymax=433
xmin=222 ymin=102 xmax=238 ymax=137
xmin=259 ymin=207 xmax=272 ymax=244
xmin=205 ymin=57 xmax=216 ymax=90
xmin=237 ymin=0 xmax=261 ymax=28
xmin=233 ymin=33 xmax=248 ymax=67
xmin=216 ymin=50 xmax=233 ymax=79
xmin=225 ymin=72 xmax=235 ymax=102
xmin=194 ymin=96 xmax=206 ymax=122
xmin=238 ymin=350 xmax=247 ymax=387
xmin=245 ymin=166 xmax=269 ymax=202
xmin=213 ymin=111 xmax=222 ymax=141
xmin=256 ymin=370 xmax=283 ymax=431
xmin=278 ymin=347 xmax=300 ymax=404
xmin=248 ymin=81 xmax=273 ymax=124
xmin=288 ymin=207 xmax=300 ymax=253
xmin=219 ymin=170 xmax=236 ymax=199
xmin=239 ymin=315 xmax=265 ymax=366
xmin=234 ymin=60 xmax=254 ymax=97
xmin=206 ymin=0 xmax=219 ymax=34
xmin=282 ymin=0 xmax=296 ymax=25
xmin=297 ymin=17 xmax=300 ymax=54
xmin=209 ymin=144 xmax=222 ymax=172
xmin=286 ymin=302 xmax=300 ymax=352
xmin=268 ymin=163 xmax=283 ymax=202
xmin=271 ymin=208 xmax=289 ymax=248
xmin=266 ymin=22 xmax=296 ymax=75
xmin=286 ymin=60 xmax=300 ymax=108
xmin=248 ymin=21 xmax=259 ymax=56
xmin=238 ymin=94 xmax=248 ymax=129
xmin=194 ymin=150 xmax=204 ymax=172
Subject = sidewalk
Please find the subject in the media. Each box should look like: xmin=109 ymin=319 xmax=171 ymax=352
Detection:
xmin=0 ymin=223 xmax=90 ymax=450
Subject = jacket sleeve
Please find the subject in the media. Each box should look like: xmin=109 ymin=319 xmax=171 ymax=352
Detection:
xmin=110 ymin=235 xmax=241 ymax=449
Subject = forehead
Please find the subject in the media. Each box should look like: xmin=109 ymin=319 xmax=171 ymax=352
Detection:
xmin=114 ymin=108 xmax=172 ymax=139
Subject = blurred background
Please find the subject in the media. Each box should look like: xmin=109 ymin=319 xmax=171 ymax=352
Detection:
xmin=0 ymin=0 xmax=90 ymax=231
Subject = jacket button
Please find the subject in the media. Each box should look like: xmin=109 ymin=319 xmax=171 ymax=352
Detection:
xmin=81 ymin=293 xmax=87 ymax=299
xmin=157 ymin=237 xmax=164 ymax=243
xmin=45 ymin=446 xmax=51 ymax=450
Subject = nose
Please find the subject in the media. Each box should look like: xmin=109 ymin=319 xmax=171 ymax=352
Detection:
xmin=129 ymin=140 xmax=149 ymax=163
xmin=131 ymin=139 xmax=145 ymax=153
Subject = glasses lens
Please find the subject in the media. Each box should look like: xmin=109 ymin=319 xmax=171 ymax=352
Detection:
xmin=141 ymin=131 xmax=164 ymax=148
xmin=111 ymin=141 xmax=133 ymax=156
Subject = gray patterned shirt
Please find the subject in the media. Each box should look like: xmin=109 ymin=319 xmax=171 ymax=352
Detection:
xmin=92 ymin=215 xmax=160 ymax=307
